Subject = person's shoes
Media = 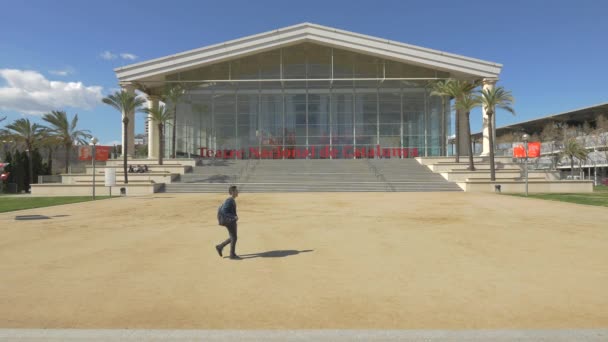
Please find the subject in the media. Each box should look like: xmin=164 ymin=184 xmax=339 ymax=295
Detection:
xmin=229 ymin=254 xmax=241 ymax=260
xmin=215 ymin=245 xmax=223 ymax=257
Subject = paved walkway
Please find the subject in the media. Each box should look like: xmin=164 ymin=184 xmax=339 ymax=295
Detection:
xmin=0 ymin=329 xmax=607 ymax=341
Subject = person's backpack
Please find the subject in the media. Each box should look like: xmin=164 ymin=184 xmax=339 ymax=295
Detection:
xmin=217 ymin=199 xmax=236 ymax=226
xmin=217 ymin=203 xmax=226 ymax=226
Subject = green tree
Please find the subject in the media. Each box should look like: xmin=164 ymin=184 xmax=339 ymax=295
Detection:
xmin=453 ymin=91 xmax=480 ymax=171
xmin=429 ymin=80 xmax=458 ymax=162
xmin=142 ymin=104 xmax=173 ymax=165
xmin=163 ymin=84 xmax=186 ymax=158
xmin=42 ymin=111 xmax=92 ymax=174
xmin=102 ymin=90 xmax=146 ymax=184
xmin=478 ymin=86 xmax=515 ymax=180
xmin=562 ymin=138 xmax=589 ymax=178
xmin=1 ymin=119 xmax=46 ymax=190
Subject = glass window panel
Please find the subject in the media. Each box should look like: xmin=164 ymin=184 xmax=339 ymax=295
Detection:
xmin=379 ymin=124 xmax=401 ymax=136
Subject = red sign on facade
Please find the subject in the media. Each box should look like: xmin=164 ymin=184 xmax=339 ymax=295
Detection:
xmin=79 ymin=146 xmax=111 ymax=161
xmin=199 ymin=145 xmax=419 ymax=159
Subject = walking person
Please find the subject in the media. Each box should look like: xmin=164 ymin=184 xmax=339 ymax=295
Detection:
xmin=216 ymin=185 xmax=240 ymax=259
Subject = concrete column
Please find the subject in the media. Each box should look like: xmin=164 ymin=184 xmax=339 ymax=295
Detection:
xmin=481 ymin=78 xmax=498 ymax=156
xmin=147 ymin=96 xmax=160 ymax=159
xmin=121 ymin=84 xmax=136 ymax=158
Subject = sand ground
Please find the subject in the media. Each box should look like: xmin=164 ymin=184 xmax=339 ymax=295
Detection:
xmin=0 ymin=192 xmax=607 ymax=329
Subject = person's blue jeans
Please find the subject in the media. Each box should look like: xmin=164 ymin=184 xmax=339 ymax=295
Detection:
xmin=218 ymin=222 xmax=237 ymax=256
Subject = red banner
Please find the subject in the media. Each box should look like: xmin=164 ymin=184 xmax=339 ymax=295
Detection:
xmin=513 ymin=142 xmax=541 ymax=158
xmin=513 ymin=145 xmax=525 ymax=158
xmin=528 ymin=142 xmax=541 ymax=158
xmin=78 ymin=146 xmax=111 ymax=161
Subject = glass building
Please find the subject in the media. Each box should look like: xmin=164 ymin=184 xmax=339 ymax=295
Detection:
xmin=115 ymin=23 xmax=502 ymax=159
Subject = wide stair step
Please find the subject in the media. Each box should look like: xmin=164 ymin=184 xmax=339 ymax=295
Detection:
xmin=162 ymin=159 xmax=461 ymax=193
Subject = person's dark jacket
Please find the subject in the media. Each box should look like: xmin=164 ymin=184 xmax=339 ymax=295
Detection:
xmin=222 ymin=197 xmax=237 ymax=221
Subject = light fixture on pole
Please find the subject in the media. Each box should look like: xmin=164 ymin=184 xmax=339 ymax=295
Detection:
xmin=91 ymin=137 xmax=98 ymax=200
xmin=522 ymin=133 xmax=529 ymax=196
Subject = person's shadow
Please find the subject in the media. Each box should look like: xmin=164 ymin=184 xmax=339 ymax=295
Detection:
xmin=227 ymin=249 xmax=314 ymax=260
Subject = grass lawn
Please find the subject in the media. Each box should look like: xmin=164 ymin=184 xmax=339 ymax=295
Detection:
xmin=506 ymin=185 xmax=608 ymax=207
xmin=0 ymin=196 xmax=112 ymax=213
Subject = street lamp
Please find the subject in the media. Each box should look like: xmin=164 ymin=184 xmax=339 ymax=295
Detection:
xmin=522 ymin=133 xmax=529 ymax=196
xmin=91 ymin=137 xmax=98 ymax=200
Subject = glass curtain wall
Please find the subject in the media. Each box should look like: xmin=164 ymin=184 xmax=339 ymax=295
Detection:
xmin=165 ymin=43 xmax=451 ymax=159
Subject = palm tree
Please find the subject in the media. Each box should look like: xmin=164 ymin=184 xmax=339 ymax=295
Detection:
xmin=562 ymin=138 xmax=589 ymax=178
xmin=102 ymin=90 xmax=146 ymax=184
xmin=142 ymin=104 xmax=172 ymax=165
xmin=429 ymin=80 xmax=456 ymax=161
xmin=42 ymin=111 xmax=92 ymax=174
xmin=163 ymin=84 xmax=186 ymax=159
xmin=453 ymin=92 xmax=480 ymax=171
xmin=1 ymin=118 xmax=46 ymax=189
xmin=479 ymin=87 xmax=515 ymax=181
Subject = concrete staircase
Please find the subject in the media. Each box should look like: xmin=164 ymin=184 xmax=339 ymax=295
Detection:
xmin=163 ymin=158 xmax=462 ymax=193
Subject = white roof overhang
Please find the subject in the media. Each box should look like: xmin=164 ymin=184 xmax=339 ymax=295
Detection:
xmin=115 ymin=23 xmax=502 ymax=84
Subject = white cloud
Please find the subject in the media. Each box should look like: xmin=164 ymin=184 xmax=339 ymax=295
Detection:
xmin=0 ymin=69 xmax=104 ymax=115
xmin=120 ymin=53 xmax=138 ymax=61
xmin=49 ymin=69 xmax=72 ymax=76
xmin=100 ymin=51 xmax=117 ymax=60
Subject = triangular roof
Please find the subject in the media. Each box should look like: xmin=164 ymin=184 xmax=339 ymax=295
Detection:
xmin=115 ymin=23 xmax=502 ymax=83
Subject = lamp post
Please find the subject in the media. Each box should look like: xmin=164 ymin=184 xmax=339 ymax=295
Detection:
xmin=91 ymin=137 xmax=98 ymax=200
xmin=522 ymin=134 xmax=529 ymax=196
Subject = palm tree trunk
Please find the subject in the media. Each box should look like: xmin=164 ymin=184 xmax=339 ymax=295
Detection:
xmin=123 ymin=118 xmax=129 ymax=184
xmin=65 ymin=144 xmax=70 ymax=174
xmin=570 ymin=157 xmax=574 ymax=177
xmin=465 ymin=112 xmax=475 ymax=171
xmin=158 ymin=123 xmax=164 ymax=166
xmin=48 ymin=147 xmax=53 ymax=174
xmin=171 ymin=105 xmax=177 ymax=159
xmin=455 ymin=109 xmax=460 ymax=163
xmin=27 ymin=146 xmax=33 ymax=191
xmin=488 ymin=112 xmax=496 ymax=181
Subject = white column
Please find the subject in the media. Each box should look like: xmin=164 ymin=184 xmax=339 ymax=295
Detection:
xmin=121 ymin=84 xmax=136 ymax=158
xmin=481 ymin=78 xmax=498 ymax=156
xmin=147 ymin=96 xmax=160 ymax=159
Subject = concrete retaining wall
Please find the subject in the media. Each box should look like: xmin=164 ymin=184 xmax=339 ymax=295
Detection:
xmin=30 ymin=183 xmax=163 ymax=196
xmin=457 ymin=180 xmax=594 ymax=193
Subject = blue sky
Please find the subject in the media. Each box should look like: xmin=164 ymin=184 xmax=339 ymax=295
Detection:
xmin=1 ymin=0 xmax=607 ymax=146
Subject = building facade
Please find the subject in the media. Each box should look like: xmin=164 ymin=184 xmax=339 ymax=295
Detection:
xmin=114 ymin=23 xmax=502 ymax=159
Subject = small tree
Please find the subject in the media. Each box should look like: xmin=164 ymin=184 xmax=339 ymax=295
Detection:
xmin=102 ymin=90 xmax=146 ymax=184
xmin=562 ymin=138 xmax=588 ymax=178
xmin=163 ymin=84 xmax=186 ymax=159
xmin=42 ymin=111 xmax=92 ymax=174
xmin=429 ymin=80 xmax=455 ymax=160
xmin=453 ymin=92 xmax=480 ymax=171
xmin=540 ymin=121 xmax=563 ymax=169
xmin=142 ymin=104 xmax=172 ymax=165
xmin=479 ymin=86 xmax=515 ymax=181
xmin=1 ymin=119 xmax=46 ymax=190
